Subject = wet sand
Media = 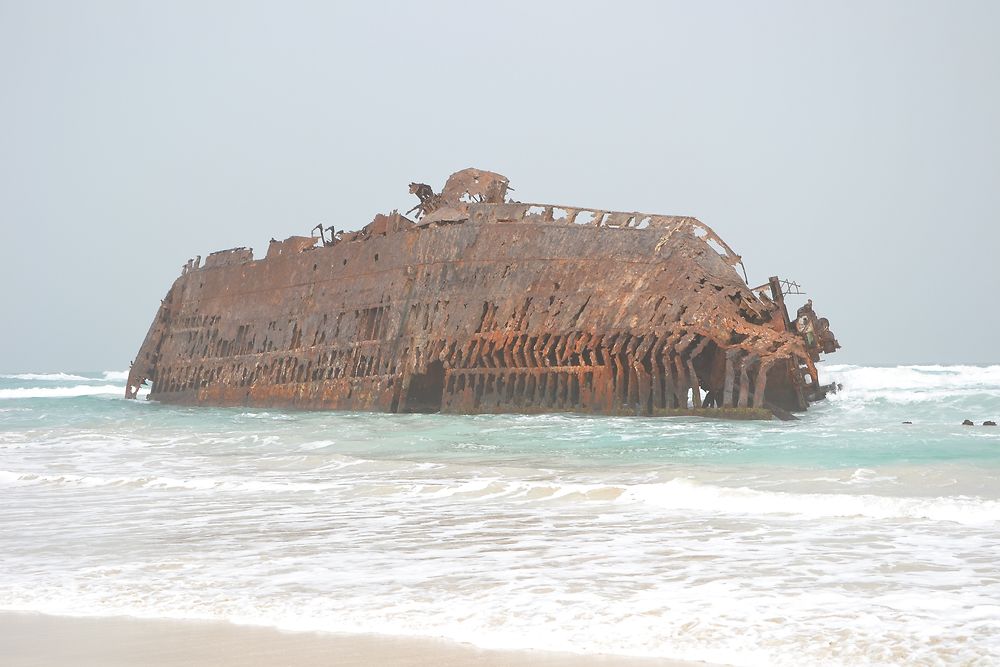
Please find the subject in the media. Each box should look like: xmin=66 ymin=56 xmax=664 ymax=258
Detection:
xmin=0 ymin=612 xmax=709 ymax=667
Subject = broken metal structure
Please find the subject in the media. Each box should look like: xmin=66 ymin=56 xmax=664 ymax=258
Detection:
xmin=126 ymin=168 xmax=839 ymax=420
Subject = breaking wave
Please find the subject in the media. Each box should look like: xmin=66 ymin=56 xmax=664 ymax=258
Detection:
xmin=1 ymin=372 xmax=90 ymax=382
xmin=824 ymin=364 xmax=1000 ymax=404
xmin=0 ymin=385 xmax=125 ymax=400
xmin=0 ymin=370 xmax=138 ymax=400
xmin=0 ymin=470 xmax=352 ymax=493
xmin=621 ymin=478 xmax=1000 ymax=525
xmin=3 ymin=467 xmax=996 ymax=526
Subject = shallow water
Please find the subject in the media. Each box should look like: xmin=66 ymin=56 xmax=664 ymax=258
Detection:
xmin=2 ymin=365 xmax=999 ymax=666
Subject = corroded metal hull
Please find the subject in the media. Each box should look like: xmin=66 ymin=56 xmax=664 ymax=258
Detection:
xmin=127 ymin=169 xmax=838 ymax=418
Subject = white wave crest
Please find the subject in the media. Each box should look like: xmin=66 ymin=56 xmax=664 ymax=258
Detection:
xmin=0 ymin=461 xmax=367 ymax=492
xmin=822 ymin=364 xmax=1000 ymax=404
xmin=1 ymin=372 xmax=90 ymax=382
xmin=237 ymin=411 xmax=296 ymax=421
xmin=102 ymin=370 xmax=129 ymax=381
xmin=5 ymin=466 xmax=996 ymax=526
xmin=0 ymin=385 xmax=124 ymax=400
xmin=622 ymin=478 xmax=1000 ymax=525
xmin=398 ymin=476 xmax=1000 ymax=524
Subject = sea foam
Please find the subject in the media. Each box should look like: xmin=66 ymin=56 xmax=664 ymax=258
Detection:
xmin=0 ymin=384 xmax=125 ymax=400
xmin=2 ymin=364 xmax=999 ymax=665
xmin=1 ymin=372 xmax=90 ymax=381
xmin=622 ymin=478 xmax=1000 ymax=525
xmin=825 ymin=364 xmax=1000 ymax=404
xmin=4 ymin=464 xmax=996 ymax=525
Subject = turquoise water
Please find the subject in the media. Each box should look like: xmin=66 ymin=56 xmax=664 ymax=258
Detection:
xmin=2 ymin=365 xmax=999 ymax=665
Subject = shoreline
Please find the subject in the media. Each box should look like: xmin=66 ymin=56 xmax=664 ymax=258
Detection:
xmin=0 ymin=611 xmax=714 ymax=667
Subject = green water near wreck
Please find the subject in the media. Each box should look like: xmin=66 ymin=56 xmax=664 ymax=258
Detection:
xmin=3 ymin=365 xmax=997 ymax=470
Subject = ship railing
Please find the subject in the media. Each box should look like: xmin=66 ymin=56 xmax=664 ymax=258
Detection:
xmin=467 ymin=201 xmax=746 ymax=277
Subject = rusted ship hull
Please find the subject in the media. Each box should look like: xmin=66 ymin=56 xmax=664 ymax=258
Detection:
xmin=127 ymin=169 xmax=838 ymax=419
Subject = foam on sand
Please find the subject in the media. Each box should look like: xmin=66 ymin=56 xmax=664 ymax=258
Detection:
xmin=0 ymin=612 xmax=693 ymax=667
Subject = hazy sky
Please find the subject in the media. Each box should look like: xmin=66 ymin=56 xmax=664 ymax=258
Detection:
xmin=1 ymin=0 xmax=997 ymax=372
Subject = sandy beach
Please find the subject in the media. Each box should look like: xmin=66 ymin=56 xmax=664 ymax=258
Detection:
xmin=0 ymin=612 xmax=706 ymax=667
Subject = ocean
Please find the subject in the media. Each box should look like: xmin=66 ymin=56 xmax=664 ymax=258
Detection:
xmin=1 ymin=365 xmax=999 ymax=666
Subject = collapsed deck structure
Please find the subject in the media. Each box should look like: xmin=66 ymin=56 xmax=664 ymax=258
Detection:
xmin=126 ymin=168 xmax=839 ymax=419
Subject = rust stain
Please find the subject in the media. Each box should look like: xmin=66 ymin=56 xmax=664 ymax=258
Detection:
xmin=126 ymin=168 xmax=840 ymax=420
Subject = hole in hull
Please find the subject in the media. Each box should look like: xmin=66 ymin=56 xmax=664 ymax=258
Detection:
xmin=402 ymin=361 xmax=445 ymax=413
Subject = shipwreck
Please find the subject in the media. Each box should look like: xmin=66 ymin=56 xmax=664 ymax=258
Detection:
xmin=126 ymin=168 xmax=839 ymax=420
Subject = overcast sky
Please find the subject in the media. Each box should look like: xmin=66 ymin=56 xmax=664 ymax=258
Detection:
xmin=1 ymin=0 xmax=997 ymax=372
